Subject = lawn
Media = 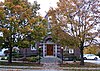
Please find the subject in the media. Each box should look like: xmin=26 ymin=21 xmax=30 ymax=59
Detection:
xmin=0 ymin=61 xmax=100 ymax=67
xmin=60 ymin=62 xmax=100 ymax=67
xmin=0 ymin=61 xmax=100 ymax=71
xmin=0 ymin=61 xmax=43 ymax=66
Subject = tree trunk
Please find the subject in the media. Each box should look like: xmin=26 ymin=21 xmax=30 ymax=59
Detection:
xmin=80 ymin=48 xmax=84 ymax=65
xmin=80 ymin=41 xmax=84 ymax=65
xmin=8 ymin=47 xmax=12 ymax=63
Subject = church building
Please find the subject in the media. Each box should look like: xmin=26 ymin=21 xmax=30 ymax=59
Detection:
xmin=20 ymin=14 xmax=80 ymax=59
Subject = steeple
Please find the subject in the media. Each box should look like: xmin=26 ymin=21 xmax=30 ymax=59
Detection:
xmin=45 ymin=13 xmax=51 ymax=35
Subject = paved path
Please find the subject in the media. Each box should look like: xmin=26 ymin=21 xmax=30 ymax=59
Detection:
xmin=42 ymin=63 xmax=63 ymax=71
xmin=40 ymin=56 xmax=61 ymax=64
xmin=41 ymin=56 xmax=63 ymax=71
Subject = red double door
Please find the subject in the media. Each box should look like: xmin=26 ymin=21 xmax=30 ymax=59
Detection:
xmin=47 ymin=44 xmax=53 ymax=56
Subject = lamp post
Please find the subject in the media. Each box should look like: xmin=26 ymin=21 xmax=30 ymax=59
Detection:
xmin=61 ymin=47 xmax=63 ymax=64
xmin=39 ymin=46 xmax=41 ymax=64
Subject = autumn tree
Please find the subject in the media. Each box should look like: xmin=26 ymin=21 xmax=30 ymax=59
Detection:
xmin=51 ymin=25 xmax=79 ymax=48
xmin=84 ymin=45 xmax=100 ymax=54
xmin=48 ymin=0 xmax=100 ymax=65
xmin=0 ymin=0 xmax=47 ymax=63
xmin=18 ymin=15 xmax=47 ymax=58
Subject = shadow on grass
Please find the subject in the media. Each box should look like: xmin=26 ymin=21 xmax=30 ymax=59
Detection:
xmin=0 ymin=61 xmax=43 ymax=66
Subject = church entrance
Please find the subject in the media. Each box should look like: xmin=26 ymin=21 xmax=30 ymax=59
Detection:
xmin=47 ymin=44 xmax=53 ymax=56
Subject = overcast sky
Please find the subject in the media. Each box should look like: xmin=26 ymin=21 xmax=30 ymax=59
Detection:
xmin=31 ymin=0 xmax=59 ymax=16
xmin=0 ymin=0 xmax=99 ymax=43
xmin=0 ymin=0 xmax=59 ymax=16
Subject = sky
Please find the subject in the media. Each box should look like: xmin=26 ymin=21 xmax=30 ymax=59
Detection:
xmin=29 ymin=0 xmax=59 ymax=16
xmin=0 ymin=0 xmax=99 ymax=43
xmin=0 ymin=0 xmax=59 ymax=16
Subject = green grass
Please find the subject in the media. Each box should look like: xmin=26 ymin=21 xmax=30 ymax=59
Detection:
xmin=0 ymin=61 xmax=43 ymax=66
xmin=60 ymin=62 xmax=100 ymax=67
xmin=0 ymin=61 xmax=100 ymax=68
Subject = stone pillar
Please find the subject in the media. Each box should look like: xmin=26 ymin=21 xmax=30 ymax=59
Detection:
xmin=43 ymin=43 xmax=45 ymax=57
xmin=55 ymin=44 xmax=57 ymax=57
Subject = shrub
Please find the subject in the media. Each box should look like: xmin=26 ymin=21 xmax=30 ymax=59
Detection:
xmin=12 ymin=51 xmax=20 ymax=58
xmin=27 ymin=57 xmax=38 ymax=62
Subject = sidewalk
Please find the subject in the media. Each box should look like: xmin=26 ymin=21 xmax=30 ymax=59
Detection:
xmin=61 ymin=67 xmax=100 ymax=70
xmin=0 ymin=65 xmax=100 ymax=70
xmin=0 ymin=65 xmax=42 ymax=69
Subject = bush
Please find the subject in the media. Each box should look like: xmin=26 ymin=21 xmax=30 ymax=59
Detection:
xmin=16 ymin=57 xmax=28 ymax=61
xmin=27 ymin=57 xmax=38 ymax=62
xmin=63 ymin=54 xmax=78 ymax=61
xmin=12 ymin=51 xmax=20 ymax=58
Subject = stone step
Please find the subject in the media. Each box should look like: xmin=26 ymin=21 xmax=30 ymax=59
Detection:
xmin=40 ymin=56 xmax=61 ymax=64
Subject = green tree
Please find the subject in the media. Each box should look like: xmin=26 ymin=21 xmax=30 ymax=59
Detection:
xmin=48 ymin=0 xmax=99 ymax=65
xmin=0 ymin=0 xmax=47 ymax=63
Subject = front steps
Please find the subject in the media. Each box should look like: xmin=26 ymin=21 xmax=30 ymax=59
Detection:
xmin=40 ymin=56 xmax=61 ymax=64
